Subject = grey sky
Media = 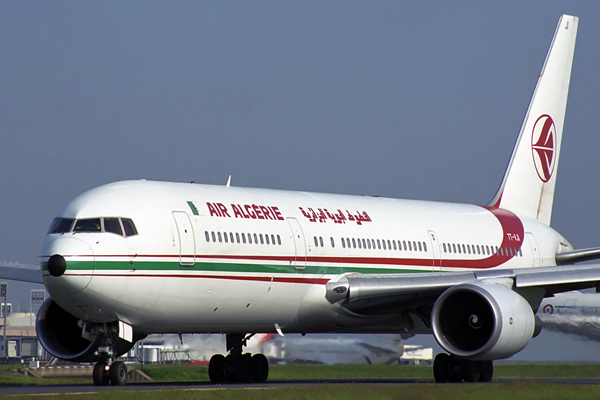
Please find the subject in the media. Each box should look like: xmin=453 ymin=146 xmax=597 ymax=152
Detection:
xmin=1 ymin=2 xmax=600 ymax=361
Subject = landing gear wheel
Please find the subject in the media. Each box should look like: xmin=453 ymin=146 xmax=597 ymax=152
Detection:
xmin=461 ymin=360 xmax=480 ymax=382
xmin=478 ymin=360 xmax=493 ymax=382
xmin=433 ymin=353 xmax=451 ymax=383
xmin=93 ymin=362 xmax=110 ymax=386
xmin=224 ymin=353 xmax=253 ymax=383
xmin=251 ymin=353 xmax=269 ymax=382
xmin=209 ymin=354 xmax=226 ymax=383
xmin=109 ymin=361 xmax=127 ymax=386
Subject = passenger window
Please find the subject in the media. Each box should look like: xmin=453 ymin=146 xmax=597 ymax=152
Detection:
xmin=367 ymin=239 xmax=372 ymax=249
xmin=254 ymin=233 xmax=258 ymax=244
xmin=423 ymin=242 xmax=427 ymax=252
xmin=443 ymin=243 xmax=447 ymax=253
xmin=362 ymin=239 xmax=366 ymax=248
xmin=342 ymin=238 xmax=346 ymax=248
xmin=382 ymin=240 xmax=386 ymax=250
xmin=230 ymin=232 xmax=234 ymax=243
xmin=242 ymin=233 xmax=246 ymax=243
xmin=457 ymin=244 xmax=461 ymax=254
xmin=205 ymin=231 xmax=210 ymax=242
xmin=265 ymin=234 xmax=270 ymax=245
xmin=408 ymin=241 xmax=412 ymax=251
xmin=357 ymin=238 xmax=362 ymax=249
xmin=74 ymin=218 xmax=101 ymax=232
xmin=467 ymin=245 xmax=471 ymax=254
xmin=393 ymin=241 xmax=397 ymax=251
xmin=271 ymin=234 xmax=275 ymax=245
xmin=403 ymin=241 xmax=407 ymax=251
xmin=122 ymin=219 xmax=138 ymax=237
xmin=352 ymin=238 xmax=356 ymax=248
xmin=314 ymin=236 xmax=319 ymax=247
xmin=330 ymin=237 xmax=335 ymax=248
xmin=212 ymin=232 xmax=216 ymax=242
xmin=224 ymin=232 xmax=228 ymax=243
xmin=377 ymin=239 xmax=381 ymax=250
xmin=248 ymin=233 xmax=253 ymax=244
xmin=236 ymin=233 xmax=240 ymax=243
xmin=319 ymin=237 xmax=324 ymax=247
xmin=218 ymin=232 xmax=222 ymax=243
xmin=259 ymin=234 xmax=264 ymax=245
xmin=277 ymin=235 xmax=281 ymax=245
xmin=387 ymin=240 xmax=391 ymax=250
xmin=418 ymin=242 xmax=422 ymax=252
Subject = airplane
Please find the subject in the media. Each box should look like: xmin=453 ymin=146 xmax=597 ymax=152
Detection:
xmin=136 ymin=333 xmax=405 ymax=365
xmin=538 ymin=291 xmax=600 ymax=342
xmin=13 ymin=14 xmax=600 ymax=386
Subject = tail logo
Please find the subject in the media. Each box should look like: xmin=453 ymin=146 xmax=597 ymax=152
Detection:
xmin=531 ymin=114 xmax=556 ymax=182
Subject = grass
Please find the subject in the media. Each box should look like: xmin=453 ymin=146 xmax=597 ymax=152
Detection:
xmin=3 ymin=362 xmax=600 ymax=385
xmin=2 ymin=382 xmax=600 ymax=400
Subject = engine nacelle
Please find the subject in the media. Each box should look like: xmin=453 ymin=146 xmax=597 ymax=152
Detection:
xmin=431 ymin=282 xmax=535 ymax=360
xmin=36 ymin=298 xmax=139 ymax=362
xmin=36 ymin=298 xmax=103 ymax=362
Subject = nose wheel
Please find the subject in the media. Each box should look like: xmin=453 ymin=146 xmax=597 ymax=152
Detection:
xmin=93 ymin=361 xmax=128 ymax=386
xmin=208 ymin=333 xmax=269 ymax=383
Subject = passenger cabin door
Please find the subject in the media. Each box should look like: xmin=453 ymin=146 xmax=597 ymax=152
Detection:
xmin=173 ymin=211 xmax=196 ymax=266
xmin=428 ymin=230 xmax=441 ymax=271
xmin=286 ymin=217 xmax=307 ymax=270
xmin=525 ymin=232 xmax=540 ymax=268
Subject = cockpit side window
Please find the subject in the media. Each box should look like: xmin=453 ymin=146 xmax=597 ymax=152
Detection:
xmin=121 ymin=218 xmax=138 ymax=237
xmin=49 ymin=218 xmax=75 ymax=234
xmin=103 ymin=218 xmax=123 ymax=236
xmin=73 ymin=218 xmax=102 ymax=232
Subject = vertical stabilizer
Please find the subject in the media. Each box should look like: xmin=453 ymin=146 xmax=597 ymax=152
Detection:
xmin=488 ymin=15 xmax=577 ymax=225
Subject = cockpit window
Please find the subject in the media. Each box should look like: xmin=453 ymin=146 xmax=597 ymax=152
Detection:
xmin=48 ymin=217 xmax=137 ymax=237
xmin=49 ymin=218 xmax=75 ymax=234
xmin=74 ymin=218 xmax=102 ymax=232
xmin=103 ymin=218 xmax=123 ymax=236
xmin=121 ymin=218 xmax=138 ymax=237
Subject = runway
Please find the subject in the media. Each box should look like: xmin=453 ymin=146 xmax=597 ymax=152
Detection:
xmin=2 ymin=378 xmax=600 ymax=396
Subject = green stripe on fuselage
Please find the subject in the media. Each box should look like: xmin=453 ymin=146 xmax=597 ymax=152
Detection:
xmin=66 ymin=260 xmax=425 ymax=276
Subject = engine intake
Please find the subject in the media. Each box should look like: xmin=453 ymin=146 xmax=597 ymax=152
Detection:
xmin=36 ymin=298 xmax=103 ymax=362
xmin=431 ymin=282 xmax=535 ymax=360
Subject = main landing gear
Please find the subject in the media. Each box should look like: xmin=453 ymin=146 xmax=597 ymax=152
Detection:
xmin=93 ymin=360 xmax=128 ymax=386
xmin=433 ymin=353 xmax=493 ymax=383
xmin=208 ymin=333 xmax=269 ymax=383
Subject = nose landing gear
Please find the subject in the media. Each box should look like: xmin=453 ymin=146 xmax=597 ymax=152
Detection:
xmin=208 ymin=333 xmax=270 ymax=383
xmin=92 ymin=360 xmax=127 ymax=386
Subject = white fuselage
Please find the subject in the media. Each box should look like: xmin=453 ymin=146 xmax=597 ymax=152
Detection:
xmin=41 ymin=180 xmax=569 ymax=336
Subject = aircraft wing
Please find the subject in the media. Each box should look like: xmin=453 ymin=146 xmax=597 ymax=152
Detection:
xmin=0 ymin=262 xmax=43 ymax=284
xmin=326 ymin=264 xmax=600 ymax=315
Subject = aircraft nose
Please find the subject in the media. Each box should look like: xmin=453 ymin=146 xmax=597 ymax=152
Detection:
xmin=47 ymin=254 xmax=67 ymax=277
xmin=41 ymin=236 xmax=94 ymax=298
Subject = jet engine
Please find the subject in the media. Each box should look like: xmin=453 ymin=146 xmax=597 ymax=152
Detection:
xmin=36 ymin=298 xmax=137 ymax=362
xmin=431 ymin=282 xmax=535 ymax=360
